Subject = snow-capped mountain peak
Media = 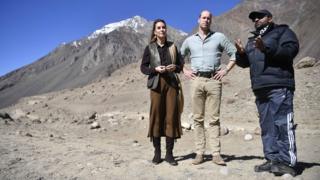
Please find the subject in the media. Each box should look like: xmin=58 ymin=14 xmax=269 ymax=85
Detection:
xmin=88 ymin=16 xmax=148 ymax=39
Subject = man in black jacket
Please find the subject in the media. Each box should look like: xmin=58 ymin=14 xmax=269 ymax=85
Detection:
xmin=235 ymin=9 xmax=299 ymax=176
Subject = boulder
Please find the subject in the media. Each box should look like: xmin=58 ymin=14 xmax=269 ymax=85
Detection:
xmin=295 ymin=57 xmax=317 ymax=69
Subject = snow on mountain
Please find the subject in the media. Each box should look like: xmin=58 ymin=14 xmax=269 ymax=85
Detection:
xmin=88 ymin=16 xmax=148 ymax=40
xmin=178 ymin=30 xmax=188 ymax=36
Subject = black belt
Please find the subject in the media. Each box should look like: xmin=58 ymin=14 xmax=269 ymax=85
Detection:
xmin=194 ymin=71 xmax=215 ymax=78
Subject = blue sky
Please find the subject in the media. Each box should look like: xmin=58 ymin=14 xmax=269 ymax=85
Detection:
xmin=0 ymin=0 xmax=241 ymax=76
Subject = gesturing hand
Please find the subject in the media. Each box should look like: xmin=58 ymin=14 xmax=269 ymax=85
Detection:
xmin=155 ymin=66 xmax=166 ymax=73
xmin=254 ymin=36 xmax=266 ymax=52
xmin=235 ymin=38 xmax=245 ymax=54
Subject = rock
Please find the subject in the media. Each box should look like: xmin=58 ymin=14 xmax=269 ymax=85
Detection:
xmin=27 ymin=100 xmax=41 ymax=105
xmin=244 ymin=134 xmax=253 ymax=141
xmin=90 ymin=121 xmax=100 ymax=129
xmin=25 ymin=133 xmax=33 ymax=137
xmin=181 ymin=122 xmax=192 ymax=130
xmin=132 ymin=140 xmax=140 ymax=147
xmin=236 ymin=127 xmax=245 ymax=132
xmin=32 ymin=119 xmax=42 ymax=124
xmin=221 ymin=126 xmax=229 ymax=136
xmin=295 ymin=56 xmax=317 ymax=69
xmin=27 ymin=114 xmax=41 ymax=122
xmin=281 ymin=173 xmax=294 ymax=179
xmin=88 ymin=112 xmax=97 ymax=120
xmin=254 ymin=127 xmax=261 ymax=135
xmin=100 ymin=112 xmax=114 ymax=118
xmin=9 ymin=109 xmax=26 ymax=120
xmin=0 ymin=112 xmax=14 ymax=121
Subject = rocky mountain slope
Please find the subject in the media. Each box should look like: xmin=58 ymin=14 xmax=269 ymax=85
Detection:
xmin=0 ymin=16 xmax=187 ymax=108
xmin=210 ymin=0 xmax=320 ymax=62
xmin=1 ymin=0 xmax=319 ymax=109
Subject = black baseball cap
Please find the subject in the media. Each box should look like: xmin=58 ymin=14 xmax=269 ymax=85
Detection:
xmin=249 ymin=9 xmax=272 ymax=20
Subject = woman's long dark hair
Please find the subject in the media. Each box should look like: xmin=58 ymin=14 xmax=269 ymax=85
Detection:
xmin=150 ymin=19 xmax=167 ymax=43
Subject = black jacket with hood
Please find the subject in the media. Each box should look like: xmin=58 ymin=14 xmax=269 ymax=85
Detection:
xmin=236 ymin=23 xmax=299 ymax=91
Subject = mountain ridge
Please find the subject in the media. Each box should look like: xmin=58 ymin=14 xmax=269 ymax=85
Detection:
xmin=1 ymin=0 xmax=319 ymax=108
xmin=0 ymin=16 xmax=187 ymax=108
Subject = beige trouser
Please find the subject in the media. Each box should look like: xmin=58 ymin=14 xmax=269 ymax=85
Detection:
xmin=191 ymin=77 xmax=222 ymax=155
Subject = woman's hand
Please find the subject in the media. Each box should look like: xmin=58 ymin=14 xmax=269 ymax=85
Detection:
xmin=165 ymin=64 xmax=176 ymax=72
xmin=155 ymin=66 xmax=166 ymax=73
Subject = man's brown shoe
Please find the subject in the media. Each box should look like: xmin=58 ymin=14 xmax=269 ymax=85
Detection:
xmin=192 ymin=154 xmax=204 ymax=165
xmin=212 ymin=154 xmax=226 ymax=166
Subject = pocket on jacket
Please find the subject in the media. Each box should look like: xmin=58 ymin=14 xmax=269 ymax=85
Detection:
xmin=147 ymin=75 xmax=159 ymax=90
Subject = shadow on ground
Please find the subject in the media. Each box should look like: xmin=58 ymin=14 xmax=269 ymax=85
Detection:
xmin=176 ymin=153 xmax=264 ymax=163
xmin=176 ymin=153 xmax=320 ymax=176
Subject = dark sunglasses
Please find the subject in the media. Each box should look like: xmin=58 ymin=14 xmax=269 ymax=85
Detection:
xmin=251 ymin=14 xmax=267 ymax=22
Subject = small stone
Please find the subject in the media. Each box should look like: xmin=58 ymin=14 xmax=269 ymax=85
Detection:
xmin=132 ymin=140 xmax=140 ymax=147
xmin=88 ymin=112 xmax=97 ymax=120
xmin=182 ymin=122 xmax=191 ymax=130
xmin=25 ymin=133 xmax=33 ymax=137
xmin=254 ymin=127 xmax=261 ymax=135
xmin=281 ymin=173 xmax=294 ymax=179
xmin=32 ymin=119 xmax=42 ymax=124
xmin=220 ymin=126 xmax=229 ymax=136
xmin=27 ymin=100 xmax=40 ymax=105
xmin=10 ymin=109 xmax=26 ymax=119
xmin=236 ymin=127 xmax=245 ymax=132
xmin=244 ymin=134 xmax=253 ymax=141
xmin=27 ymin=114 xmax=40 ymax=121
xmin=90 ymin=122 xmax=100 ymax=129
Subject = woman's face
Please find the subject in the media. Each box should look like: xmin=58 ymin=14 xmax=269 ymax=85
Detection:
xmin=154 ymin=21 xmax=166 ymax=39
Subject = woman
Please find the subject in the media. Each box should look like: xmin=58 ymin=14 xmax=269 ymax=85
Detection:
xmin=140 ymin=19 xmax=183 ymax=166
